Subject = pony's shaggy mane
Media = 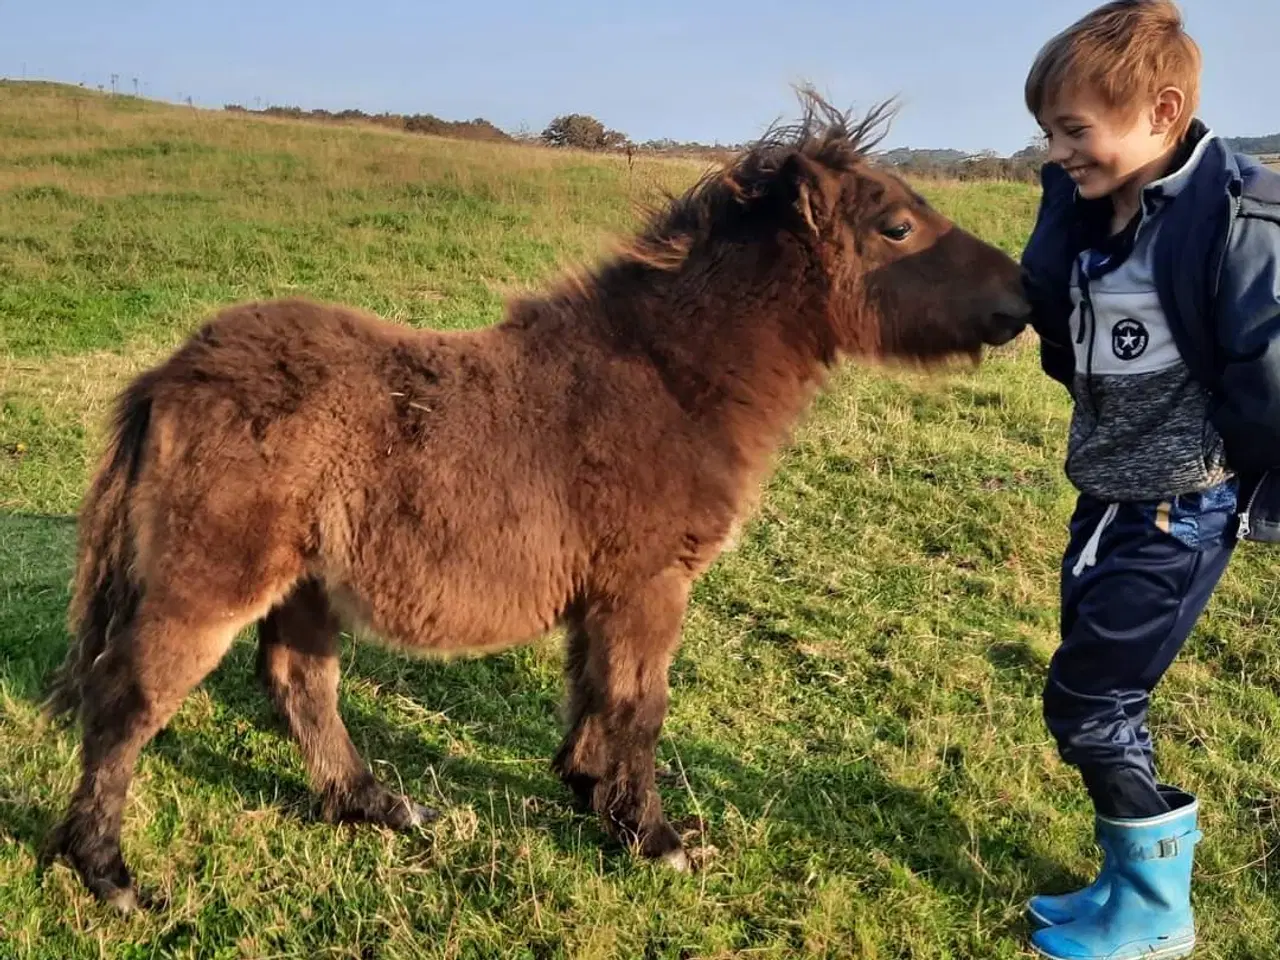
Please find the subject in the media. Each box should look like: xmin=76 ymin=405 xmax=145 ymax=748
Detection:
xmin=623 ymin=89 xmax=899 ymax=272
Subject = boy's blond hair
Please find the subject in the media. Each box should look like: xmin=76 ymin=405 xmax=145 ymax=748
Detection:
xmin=1025 ymin=0 xmax=1201 ymax=140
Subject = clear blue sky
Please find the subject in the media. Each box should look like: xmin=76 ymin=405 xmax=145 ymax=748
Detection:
xmin=1 ymin=0 xmax=1275 ymax=155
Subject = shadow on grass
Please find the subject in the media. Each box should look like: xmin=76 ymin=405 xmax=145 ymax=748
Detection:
xmin=1 ymin=508 xmax=1071 ymax=934
xmin=985 ymin=637 xmax=1049 ymax=700
xmin=0 ymin=511 xmax=78 ymax=700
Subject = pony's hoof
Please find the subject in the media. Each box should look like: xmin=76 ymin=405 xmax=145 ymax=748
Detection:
xmin=661 ymin=847 xmax=691 ymax=873
xmin=388 ymin=797 xmax=439 ymax=830
xmin=104 ymin=885 xmax=140 ymax=913
xmin=638 ymin=820 xmax=687 ymax=867
xmin=100 ymin=883 xmax=164 ymax=913
xmin=83 ymin=870 xmax=154 ymax=913
xmin=327 ymin=777 xmax=438 ymax=832
xmin=45 ymin=824 xmax=150 ymax=913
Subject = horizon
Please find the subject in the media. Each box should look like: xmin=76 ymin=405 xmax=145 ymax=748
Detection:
xmin=1 ymin=1 xmax=1277 ymax=156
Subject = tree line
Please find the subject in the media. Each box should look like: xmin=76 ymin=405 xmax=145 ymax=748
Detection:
xmin=222 ymin=101 xmax=1279 ymax=179
xmin=222 ymin=103 xmax=743 ymax=160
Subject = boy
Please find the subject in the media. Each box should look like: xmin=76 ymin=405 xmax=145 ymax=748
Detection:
xmin=1018 ymin=2 xmax=1280 ymax=958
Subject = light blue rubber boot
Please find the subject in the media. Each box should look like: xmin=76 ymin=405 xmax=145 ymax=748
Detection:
xmin=1030 ymin=789 xmax=1201 ymax=960
xmin=1026 ymin=785 xmax=1183 ymax=929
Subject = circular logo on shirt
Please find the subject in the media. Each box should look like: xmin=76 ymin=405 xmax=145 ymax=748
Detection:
xmin=1111 ymin=319 xmax=1149 ymax=361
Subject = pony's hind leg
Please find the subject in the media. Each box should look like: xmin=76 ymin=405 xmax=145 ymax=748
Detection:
xmin=256 ymin=580 xmax=436 ymax=830
xmin=553 ymin=573 xmax=690 ymax=869
xmin=45 ymin=599 xmax=244 ymax=911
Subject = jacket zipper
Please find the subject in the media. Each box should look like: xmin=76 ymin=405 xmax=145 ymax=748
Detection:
xmin=1080 ymin=268 xmax=1098 ymax=414
xmin=1221 ymin=184 xmax=1251 ymax=537
xmin=1213 ymin=190 xmax=1245 ymax=302
xmin=1063 ymin=261 xmax=1101 ymax=482
xmin=1075 ymin=261 xmax=1090 ymax=345
xmin=1238 ymin=470 xmax=1269 ymax=539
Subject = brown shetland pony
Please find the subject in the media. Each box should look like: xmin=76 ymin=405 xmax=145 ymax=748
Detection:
xmin=42 ymin=93 xmax=1029 ymax=910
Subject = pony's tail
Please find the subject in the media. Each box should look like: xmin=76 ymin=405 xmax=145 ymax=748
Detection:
xmin=43 ymin=374 xmax=157 ymax=724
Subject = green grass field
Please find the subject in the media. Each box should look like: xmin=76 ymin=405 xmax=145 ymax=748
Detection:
xmin=2 ymin=81 xmax=1278 ymax=960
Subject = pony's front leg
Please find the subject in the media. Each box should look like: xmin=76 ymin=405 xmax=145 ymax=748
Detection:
xmin=556 ymin=571 xmax=690 ymax=870
xmin=551 ymin=616 xmax=607 ymax=810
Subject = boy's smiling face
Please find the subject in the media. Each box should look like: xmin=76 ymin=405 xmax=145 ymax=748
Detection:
xmin=1037 ymin=86 xmax=1185 ymax=205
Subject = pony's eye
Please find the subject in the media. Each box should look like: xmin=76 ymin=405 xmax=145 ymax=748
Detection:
xmin=881 ymin=222 xmax=913 ymax=242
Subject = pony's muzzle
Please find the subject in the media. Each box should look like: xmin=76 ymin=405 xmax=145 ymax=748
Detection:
xmin=984 ymin=289 xmax=1032 ymax=346
xmin=986 ymin=312 xmax=1029 ymax=346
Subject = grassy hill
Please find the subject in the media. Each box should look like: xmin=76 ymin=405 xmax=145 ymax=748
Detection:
xmin=2 ymin=81 xmax=1278 ymax=960
xmin=1225 ymin=134 xmax=1280 ymax=156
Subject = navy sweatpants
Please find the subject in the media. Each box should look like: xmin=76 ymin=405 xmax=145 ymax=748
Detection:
xmin=1044 ymin=481 xmax=1237 ymax=818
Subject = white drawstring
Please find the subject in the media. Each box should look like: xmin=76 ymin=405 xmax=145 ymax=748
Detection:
xmin=1072 ymin=502 xmax=1119 ymax=576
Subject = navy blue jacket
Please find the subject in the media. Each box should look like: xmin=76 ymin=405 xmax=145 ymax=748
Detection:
xmin=1021 ymin=123 xmax=1280 ymax=539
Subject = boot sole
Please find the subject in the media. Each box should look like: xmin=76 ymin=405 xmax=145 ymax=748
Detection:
xmin=1025 ymin=902 xmax=1056 ymax=929
xmin=1029 ymin=934 xmax=1195 ymax=960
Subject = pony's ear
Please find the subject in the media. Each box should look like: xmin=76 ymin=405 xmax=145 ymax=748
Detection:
xmin=778 ymin=151 xmax=836 ymax=235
